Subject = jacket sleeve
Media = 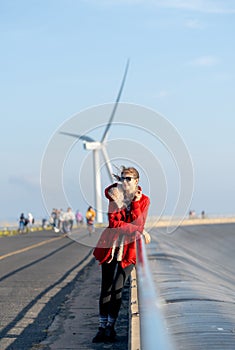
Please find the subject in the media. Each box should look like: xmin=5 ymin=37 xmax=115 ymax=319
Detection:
xmin=130 ymin=196 xmax=150 ymax=233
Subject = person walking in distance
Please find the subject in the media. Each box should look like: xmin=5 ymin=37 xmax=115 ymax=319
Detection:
xmin=92 ymin=166 xmax=151 ymax=343
xmin=75 ymin=209 xmax=84 ymax=227
xmin=28 ymin=212 xmax=34 ymax=231
xmin=64 ymin=207 xmax=75 ymax=233
xmin=86 ymin=206 xmax=96 ymax=235
xmin=18 ymin=213 xmax=26 ymax=233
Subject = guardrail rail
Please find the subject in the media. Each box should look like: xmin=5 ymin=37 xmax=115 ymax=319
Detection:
xmin=135 ymin=233 xmax=174 ymax=350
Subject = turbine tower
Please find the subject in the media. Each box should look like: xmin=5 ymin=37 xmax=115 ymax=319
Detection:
xmin=60 ymin=60 xmax=129 ymax=223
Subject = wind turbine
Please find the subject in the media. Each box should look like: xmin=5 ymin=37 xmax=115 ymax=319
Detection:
xmin=60 ymin=60 xmax=129 ymax=223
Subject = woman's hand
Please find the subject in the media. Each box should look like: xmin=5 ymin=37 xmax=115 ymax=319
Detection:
xmin=142 ymin=230 xmax=151 ymax=244
xmin=134 ymin=189 xmax=142 ymax=202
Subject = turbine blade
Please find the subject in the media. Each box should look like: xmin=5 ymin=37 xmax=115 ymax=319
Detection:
xmin=60 ymin=131 xmax=95 ymax=143
xmin=101 ymin=59 xmax=130 ymax=143
xmin=101 ymin=146 xmax=113 ymax=182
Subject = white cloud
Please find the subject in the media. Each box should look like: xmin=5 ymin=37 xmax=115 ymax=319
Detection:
xmin=184 ymin=18 xmax=204 ymax=29
xmin=154 ymin=0 xmax=235 ymax=14
xmin=156 ymin=90 xmax=169 ymax=98
xmin=189 ymin=55 xmax=219 ymax=67
xmin=8 ymin=174 xmax=40 ymax=190
xmin=213 ymin=72 xmax=232 ymax=82
xmin=89 ymin=0 xmax=235 ymax=14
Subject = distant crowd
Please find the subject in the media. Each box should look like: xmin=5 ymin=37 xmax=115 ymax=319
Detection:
xmin=189 ymin=210 xmax=206 ymax=219
xmin=48 ymin=207 xmax=96 ymax=234
xmin=48 ymin=207 xmax=83 ymax=233
xmin=18 ymin=206 xmax=96 ymax=235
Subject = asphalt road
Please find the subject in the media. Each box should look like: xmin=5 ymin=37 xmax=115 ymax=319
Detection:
xmin=0 ymin=229 xmax=95 ymax=350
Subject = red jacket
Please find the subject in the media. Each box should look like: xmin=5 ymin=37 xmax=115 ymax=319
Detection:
xmin=93 ymin=183 xmax=150 ymax=268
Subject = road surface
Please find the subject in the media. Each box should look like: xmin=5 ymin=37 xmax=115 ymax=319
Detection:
xmin=0 ymin=229 xmax=94 ymax=349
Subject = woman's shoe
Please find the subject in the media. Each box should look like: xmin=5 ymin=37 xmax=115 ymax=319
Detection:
xmin=92 ymin=327 xmax=106 ymax=343
xmin=105 ymin=325 xmax=116 ymax=342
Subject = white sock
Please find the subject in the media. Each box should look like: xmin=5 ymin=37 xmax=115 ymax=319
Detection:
xmin=99 ymin=315 xmax=108 ymax=328
xmin=107 ymin=315 xmax=116 ymax=327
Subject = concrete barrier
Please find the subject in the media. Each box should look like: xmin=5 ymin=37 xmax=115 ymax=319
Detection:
xmin=146 ymin=216 xmax=235 ymax=228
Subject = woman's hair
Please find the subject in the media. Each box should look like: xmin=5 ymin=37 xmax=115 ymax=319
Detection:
xmin=113 ymin=165 xmax=139 ymax=181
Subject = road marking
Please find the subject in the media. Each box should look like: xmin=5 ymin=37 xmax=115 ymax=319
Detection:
xmin=0 ymin=235 xmax=66 ymax=261
xmin=0 ymin=249 xmax=94 ymax=348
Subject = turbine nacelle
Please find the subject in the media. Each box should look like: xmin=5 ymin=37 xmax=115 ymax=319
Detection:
xmin=83 ymin=141 xmax=102 ymax=150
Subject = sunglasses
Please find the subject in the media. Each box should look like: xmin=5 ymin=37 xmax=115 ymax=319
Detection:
xmin=120 ymin=176 xmax=136 ymax=182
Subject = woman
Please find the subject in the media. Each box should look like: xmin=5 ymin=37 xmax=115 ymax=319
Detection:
xmin=92 ymin=166 xmax=151 ymax=343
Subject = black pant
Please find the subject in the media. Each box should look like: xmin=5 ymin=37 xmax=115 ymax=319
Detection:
xmin=99 ymin=258 xmax=134 ymax=320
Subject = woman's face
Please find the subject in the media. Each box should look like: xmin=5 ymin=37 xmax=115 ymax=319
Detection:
xmin=121 ymin=172 xmax=139 ymax=193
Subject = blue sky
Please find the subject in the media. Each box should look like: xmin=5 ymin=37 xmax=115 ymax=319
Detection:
xmin=0 ymin=0 xmax=235 ymax=223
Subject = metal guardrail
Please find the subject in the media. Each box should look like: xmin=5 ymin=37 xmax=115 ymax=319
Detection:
xmin=135 ymin=233 xmax=174 ymax=350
